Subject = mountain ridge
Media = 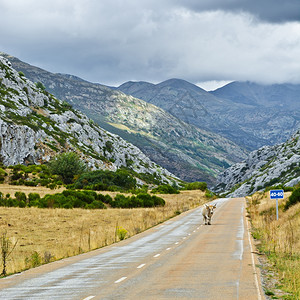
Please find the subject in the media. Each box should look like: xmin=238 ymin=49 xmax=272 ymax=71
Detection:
xmin=1 ymin=53 xmax=248 ymax=185
xmin=117 ymin=79 xmax=300 ymax=151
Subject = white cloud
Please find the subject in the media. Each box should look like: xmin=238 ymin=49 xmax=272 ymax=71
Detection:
xmin=196 ymin=81 xmax=233 ymax=91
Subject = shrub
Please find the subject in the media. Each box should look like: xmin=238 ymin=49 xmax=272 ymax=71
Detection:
xmin=110 ymin=193 xmax=165 ymax=208
xmin=26 ymin=251 xmax=42 ymax=268
xmin=152 ymin=195 xmax=165 ymax=206
xmin=96 ymin=193 xmax=112 ymax=204
xmin=28 ymin=193 xmax=41 ymax=207
xmin=205 ymin=190 xmax=215 ymax=198
xmin=49 ymin=152 xmax=87 ymax=184
xmin=285 ymin=187 xmax=300 ymax=210
xmin=184 ymin=181 xmax=207 ymax=191
xmin=151 ymin=184 xmax=179 ymax=194
xmin=35 ymin=82 xmax=45 ymax=91
xmin=0 ymin=168 xmax=7 ymax=183
xmin=14 ymin=192 xmax=27 ymax=203
xmin=116 ymin=227 xmax=127 ymax=240
xmin=86 ymin=200 xmax=106 ymax=209
xmin=71 ymin=169 xmax=136 ymax=191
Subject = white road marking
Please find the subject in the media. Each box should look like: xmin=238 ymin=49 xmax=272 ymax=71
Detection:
xmin=115 ymin=277 xmax=127 ymax=283
xmin=193 ymin=230 xmax=196 ymax=232
xmin=166 ymin=247 xmax=171 ymax=251
xmin=245 ymin=211 xmax=262 ymax=300
xmin=175 ymin=242 xmax=179 ymax=245
xmin=233 ymin=207 xmax=244 ymax=260
xmin=188 ymin=233 xmax=191 ymax=236
xmin=153 ymin=254 xmax=160 ymax=258
xmin=83 ymin=296 xmax=95 ymax=300
xmin=183 ymin=237 xmax=186 ymax=239
xmin=137 ymin=264 xmax=146 ymax=269
xmin=197 ymin=227 xmax=200 ymax=229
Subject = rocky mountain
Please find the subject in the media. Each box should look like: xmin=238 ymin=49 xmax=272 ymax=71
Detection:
xmin=211 ymin=81 xmax=300 ymax=146
xmin=0 ymin=55 xmax=176 ymax=184
xmin=213 ymin=130 xmax=300 ymax=197
xmin=118 ymin=79 xmax=300 ymax=151
xmin=1 ymin=53 xmax=248 ymax=185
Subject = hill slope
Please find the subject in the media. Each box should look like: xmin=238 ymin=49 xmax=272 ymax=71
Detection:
xmin=0 ymin=55 xmax=176 ymax=184
xmin=1 ymin=53 xmax=248 ymax=185
xmin=213 ymin=130 xmax=300 ymax=197
xmin=118 ymin=79 xmax=300 ymax=150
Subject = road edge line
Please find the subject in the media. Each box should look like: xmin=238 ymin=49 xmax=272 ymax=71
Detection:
xmin=245 ymin=212 xmax=263 ymax=300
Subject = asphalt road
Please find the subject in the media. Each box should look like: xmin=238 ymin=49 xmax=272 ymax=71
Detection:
xmin=0 ymin=198 xmax=264 ymax=300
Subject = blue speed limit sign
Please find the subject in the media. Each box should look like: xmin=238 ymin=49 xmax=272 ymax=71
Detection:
xmin=270 ymin=189 xmax=284 ymax=199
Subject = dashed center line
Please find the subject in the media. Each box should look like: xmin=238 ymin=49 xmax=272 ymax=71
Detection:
xmin=82 ymin=296 xmax=95 ymax=300
xmin=183 ymin=237 xmax=186 ymax=239
xmin=137 ymin=264 xmax=146 ymax=269
xmin=175 ymin=242 xmax=179 ymax=245
xmin=166 ymin=247 xmax=171 ymax=251
xmin=115 ymin=277 xmax=127 ymax=283
xmin=153 ymin=254 xmax=160 ymax=258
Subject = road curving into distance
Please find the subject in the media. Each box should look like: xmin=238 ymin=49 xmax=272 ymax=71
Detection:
xmin=0 ymin=198 xmax=264 ymax=299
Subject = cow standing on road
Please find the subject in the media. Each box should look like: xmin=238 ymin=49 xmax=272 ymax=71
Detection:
xmin=202 ymin=204 xmax=217 ymax=225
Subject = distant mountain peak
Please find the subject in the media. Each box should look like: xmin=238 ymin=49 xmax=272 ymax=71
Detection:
xmin=156 ymin=78 xmax=206 ymax=92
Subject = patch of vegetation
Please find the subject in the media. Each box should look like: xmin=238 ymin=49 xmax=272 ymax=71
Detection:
xmin=0 ymin=190 xmax=110 ymax=209
xmin=285 ymin=187 xmax=300 ymax=210
xmin=70 ymin=168 xmax=137 ymax=192
xmin=0 ymin=168 xmax=7 ymax=183
xmin=132 ymin=171 xmax=162 ymax=185
xmin=151 ymin=184 xmax=179 ymax=194
xmin=183 ymin=181 xmax=207 ymax=191
xmin=109 ymin=193 xmax=165 ymax=208
xmin=48 ymin=152 xmax=87 ymax=184
xmin=35 ymin=82 xmax=45 ymax=91
xmin=8 ymin=164 xmax=63 ymax=189
xmin=248 ymin=192 xmax=300 ymax=299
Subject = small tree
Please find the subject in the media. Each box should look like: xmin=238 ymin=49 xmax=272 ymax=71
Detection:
xmin=1 ymin=232 xmax=18 ymax=276
xmin=35 ymin=81 xmax=46 ymax=91
xmin=49 ymin=152 xmax=87 ymax=184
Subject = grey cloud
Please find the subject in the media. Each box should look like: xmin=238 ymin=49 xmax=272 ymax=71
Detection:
xmin=173 ymin=0 xmax=300 ymax=23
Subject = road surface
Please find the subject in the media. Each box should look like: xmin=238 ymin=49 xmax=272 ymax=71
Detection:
xmin=0 ymin=198 xmax=264 ymax=299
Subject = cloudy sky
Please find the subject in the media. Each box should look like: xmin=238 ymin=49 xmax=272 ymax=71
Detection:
xmin=1 ymin=0 xmax=300 ymax=90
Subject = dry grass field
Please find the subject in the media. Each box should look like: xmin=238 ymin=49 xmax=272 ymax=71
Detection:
xmin=247 ymin=191 xmax=300 ymax=299
xmin=0 ymin=185 xmax=208 ymax=276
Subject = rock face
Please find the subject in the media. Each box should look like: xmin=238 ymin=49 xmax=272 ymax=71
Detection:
xmin=213 ymin=130 xmax=300 ymax=197
xmin=1 ymin=53 xmax=248 ymax=185
xmin=0 ymin=55 xmax=176 ymax=184
xmin=118 ymin=79 xmax=300 ymax=151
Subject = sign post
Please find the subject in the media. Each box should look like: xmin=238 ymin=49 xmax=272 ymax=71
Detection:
xmin=269 ymin=189 xmax=284 ymax=220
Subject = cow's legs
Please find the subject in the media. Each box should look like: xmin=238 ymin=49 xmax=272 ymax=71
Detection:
xmin=203 ymin=215 xmax=207 ymax=225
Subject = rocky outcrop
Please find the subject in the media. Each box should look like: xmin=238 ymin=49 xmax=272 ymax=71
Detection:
xmin=0 ymin=55 xmax=176 ymax=184
xmin=213 ymin=130 xmax=300 ymax=197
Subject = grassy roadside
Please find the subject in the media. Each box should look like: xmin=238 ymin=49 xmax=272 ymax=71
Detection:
xmin=0 ymin=188 xmax=208 ymax=276
xmin=246 ymin=192 xmax=300 ymax=299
